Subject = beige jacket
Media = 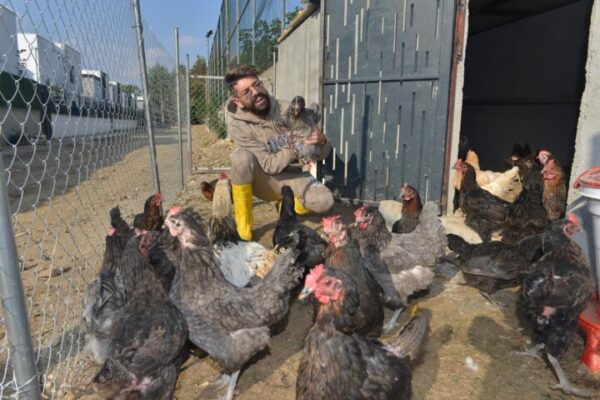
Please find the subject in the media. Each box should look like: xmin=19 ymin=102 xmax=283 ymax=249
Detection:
xmin=227 ymin=96 xmax=331 ymax=175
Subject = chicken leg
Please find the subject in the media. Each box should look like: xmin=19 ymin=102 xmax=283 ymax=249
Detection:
xmin=547 ymin=353 xmax=591 ymax=398
xmin=383 ymin=308 xmax=404 ymax=332
xmin=222 ymin=370 xmax=240 ymax=400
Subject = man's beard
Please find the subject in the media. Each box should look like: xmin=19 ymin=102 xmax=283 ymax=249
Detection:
xmin=246 ymin=94 xmax=270 ymax=115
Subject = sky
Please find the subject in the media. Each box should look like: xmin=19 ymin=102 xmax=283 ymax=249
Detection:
xmin=140 ymin=0 xmax=223 ymax=65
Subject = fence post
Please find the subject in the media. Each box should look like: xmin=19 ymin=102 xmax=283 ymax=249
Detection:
xmin=186 ymin=53 xmax=193 ymax=174
xmin=0 ymin=159 xmax=41 ymax=399
xmin=174 ymin=28 xmax=184 ymax=191
xmin=132 ymin=0 xmax=161 ymax=194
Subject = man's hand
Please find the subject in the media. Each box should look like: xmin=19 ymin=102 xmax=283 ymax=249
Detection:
xmin=304 ymin=128 xmax=327 ymax=146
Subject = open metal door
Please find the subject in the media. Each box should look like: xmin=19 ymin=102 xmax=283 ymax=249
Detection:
xmin=322 ymin=0 xmax=456 ymax=204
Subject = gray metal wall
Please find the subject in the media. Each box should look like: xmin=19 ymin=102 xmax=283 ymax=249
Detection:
xmin=322 ymin=0 xmax=456 ymax=203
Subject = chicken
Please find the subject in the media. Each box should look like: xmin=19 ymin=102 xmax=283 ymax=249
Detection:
xmin=83 ymin=207 xmax=133 ymax=364
xmin=455 ymin=159 xmax=511 ymax=242
xmin=283 ymin=95 xmax=321 ymax=165
xmin=200 ymin=178 xmax=218 ymax=201
xmin=506 ymin=143 xmax=532 ymax=167
xmin=296 ymin=266 xmax=429 ymax=400
xmin=448 ymin=233 xmax=544 ymax=293
xmin=519 ymin=214 xmax=596 ymax=398
xmin=320 ymin=216 xmax=384 ymax=337
xmin=501 ymin=165 xmax=548 ymax=245
xmin=392 ymin=183 xmax=423 ymax=234
xmin=165 ymin=207 xmax=305 ymax=400
xmin=208 ymin=173 xmax=280 ymax=286
xmin=147 ymin=228 xmax=179 ymax=292
xmin=453 ymin=150 xmax=522 ymax=203
xmin=94 ymin=230 xmax=187 ymax=399
xmin=352 ymin=204 xmax=441 ymax=330
xmin=133 ymin=192 xmax=164 ymax=231
xmin=83 ymin=228 xmax=126 ymax=364
xmin=272 ymin=185 xmax=326 ymax=268
xmin=538 ymin=150 xmax=567 ymax=221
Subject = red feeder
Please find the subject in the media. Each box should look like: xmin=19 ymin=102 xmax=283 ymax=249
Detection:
xmin=579 ymin=294 xmax=600 ymax=372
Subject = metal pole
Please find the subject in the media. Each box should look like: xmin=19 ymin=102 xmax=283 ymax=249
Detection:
xmin=175 ymin=28 xmax=184 ymax=191
xmin=272 ymin=51 xmax=277 ymax=97
xmin=281 ymin=0 xmax=286 ymax=29
xmin=186 ymin=53 xmax=193 ymax=175
xmin=0 ymin=159 xmax=41 ymax=399
xmin=132 ymin=0 xmax=161 ymax=194
xmin=252 ymin=0 xmax=256 ymax=65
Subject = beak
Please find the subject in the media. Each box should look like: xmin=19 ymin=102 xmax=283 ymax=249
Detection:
xmin=298 ymin=287 xmax=314 ymax=300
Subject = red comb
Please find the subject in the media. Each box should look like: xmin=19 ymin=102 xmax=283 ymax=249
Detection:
xmin=567 ymin=213 xmax=580 ymax=226
xmin=155 ymin=192 xmax=163 ymax=202
xmin=219 ymin=172 xmax=228 ymax=180
xmin=167 ymin=206 xmax=183 ymax=218
xmin=321 ymin=215 xmax=341 ymax=230
xmin=353 ymin=206 xmax=367 ymax=220
xmin=108 ymin=227 xmax=116 ymax=236
xmin=305 ymin=264 xmax=324 ymax=290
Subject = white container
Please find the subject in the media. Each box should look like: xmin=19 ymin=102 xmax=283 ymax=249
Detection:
xmin=575 ymin=166 xmax=600 ymax=291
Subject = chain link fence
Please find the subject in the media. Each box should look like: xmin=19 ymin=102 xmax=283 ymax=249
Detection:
xmin=0 ymin=0 xmax=191 ymax=397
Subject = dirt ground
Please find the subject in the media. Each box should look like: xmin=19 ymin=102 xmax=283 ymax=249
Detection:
xmin=5 ymin=125 xmax=599 ymax=399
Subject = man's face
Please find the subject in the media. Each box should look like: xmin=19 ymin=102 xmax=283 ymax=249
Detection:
xmin=232 ymin=76 xmax=270 ymax=114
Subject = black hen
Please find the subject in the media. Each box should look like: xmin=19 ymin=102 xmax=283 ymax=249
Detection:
xmin=455 ymin=159 xmax=510 ymax=242
xmin=320 ymin=215 xmax=384 ymax=337
xmin=296 ymin=267 xmax=429 ymax=400
xmin=520 ymin=215 xmax=596 ymax=398
xmin=273 ymin=185 xmax=326 ymax=268
xmin=94 ymin=231 xmax=187 ymax=399
xmin=448 ymin=233 xmax=544 ymax=293
xmin=501 ymin=165 xmax=548 ymax=245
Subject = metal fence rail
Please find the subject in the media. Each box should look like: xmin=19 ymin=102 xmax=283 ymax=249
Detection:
xmin=0 ymin=0 xmax=188 ymax=397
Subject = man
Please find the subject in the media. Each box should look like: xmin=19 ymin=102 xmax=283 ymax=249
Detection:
xmin=225 ymin=64 xmax=334 ymax=240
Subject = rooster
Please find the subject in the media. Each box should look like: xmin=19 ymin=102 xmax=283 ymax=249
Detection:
xmin=538 ymin=150 xmax=567 ymax=221
xmin=208 ymin=173 xmax=280 ymax=286
xmin=352 ymin=204 xmax=441 ymax=330
xmin=518 ymin=214 xmax=596 ymax=398
xmin=320 ymin=216 xmax=384 ymax=337
xmin=133 ymin=192 xmax=164 ymax=231
xmin=391 ymin=183 xmax=422 ymax=234
xmin=165 ymin=207 xmax=305 ymax=400
xmin=296 ymin=265 xmax=429 ymax=400
xmin=455 ymin=159 xmax=510 ymax=242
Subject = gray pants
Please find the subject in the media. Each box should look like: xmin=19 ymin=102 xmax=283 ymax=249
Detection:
xmin=230 ymin=148 xmax=334 ymax=213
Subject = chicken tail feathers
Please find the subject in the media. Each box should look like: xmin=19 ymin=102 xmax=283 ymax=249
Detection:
xmin=384 ymin=313 xmax=429 ymax=362
xmin=447 ymin=233 xmax=472 ymax=257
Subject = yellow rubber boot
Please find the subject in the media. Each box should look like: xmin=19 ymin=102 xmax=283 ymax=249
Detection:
xmin=231 ymin=183 xmax=253 ymax=241
xmin=294 ymin=197 xmax=311 ymax=215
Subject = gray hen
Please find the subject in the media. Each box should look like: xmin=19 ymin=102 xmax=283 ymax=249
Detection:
xmin=283 ymin=96 xmax=322 ymax=165
xmin=165 ymin=207 xmax=305 ymax=400
xmin=94 ymin=231 xmax=187 ymax=399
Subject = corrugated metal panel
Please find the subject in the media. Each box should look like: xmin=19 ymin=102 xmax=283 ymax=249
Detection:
xmin=322 ymin=0 xmax=455 ymax=203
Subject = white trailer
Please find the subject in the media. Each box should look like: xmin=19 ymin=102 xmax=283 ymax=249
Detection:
xmin=0 ymin=5 xmax=20 ymax=76
xmin=81 ymin=69 xmax=108 ymax=108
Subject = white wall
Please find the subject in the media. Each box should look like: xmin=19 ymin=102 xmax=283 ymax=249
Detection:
xmin=568 ymin=0 xmax=600 ymax=277
xmin=55 ymin=43 xmax=82 ymax=107
xmin=274 ymin=9 xmax=322 ymax=106
xmin=50 ymin=114 xmax=137 ymax=138
xmin=0 ymin=6 xmax=20 ymax=76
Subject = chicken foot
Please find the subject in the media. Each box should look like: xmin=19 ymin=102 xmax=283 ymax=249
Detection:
xmin=383 ymin=308 xmax=404 ymax=332
xmin=547 ymin=353 xmax=591 ymax=398
xmin=511 ymin=343 xmax=544 ymax=361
